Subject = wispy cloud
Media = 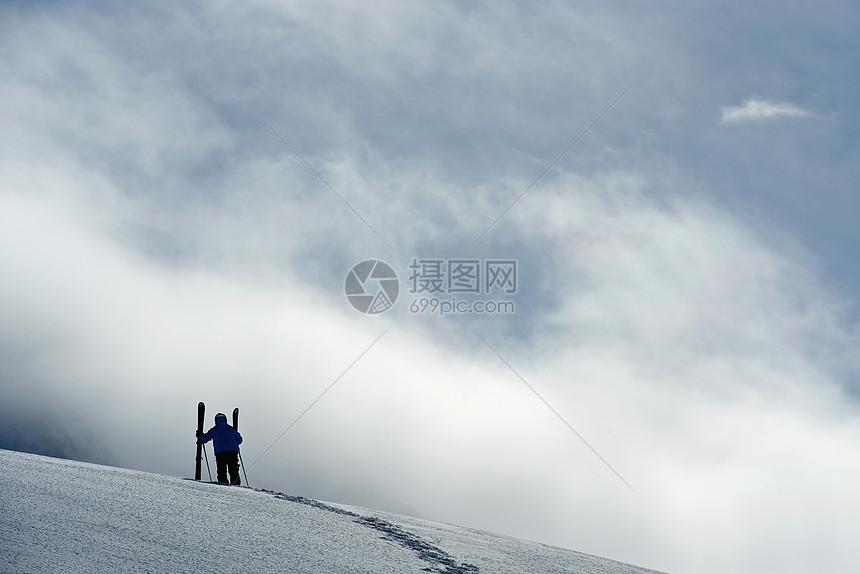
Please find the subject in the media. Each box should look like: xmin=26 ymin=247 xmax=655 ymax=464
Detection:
xmin=721 ymin=98 xmax=813 ymax=123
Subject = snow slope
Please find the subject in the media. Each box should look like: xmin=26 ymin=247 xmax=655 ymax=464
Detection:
xmin=0 ymin=449 xmax=664 ymax=573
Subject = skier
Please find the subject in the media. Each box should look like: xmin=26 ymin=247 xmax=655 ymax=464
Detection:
xmin=197 ymin=413 xmax=243 ymax=485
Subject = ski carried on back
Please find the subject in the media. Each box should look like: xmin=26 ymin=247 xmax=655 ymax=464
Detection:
xmin=195 ymin=402 xmax=205 ymax=480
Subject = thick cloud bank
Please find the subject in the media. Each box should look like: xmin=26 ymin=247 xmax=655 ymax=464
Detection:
xmin=2 ymin=2 xmax=860 ymax=573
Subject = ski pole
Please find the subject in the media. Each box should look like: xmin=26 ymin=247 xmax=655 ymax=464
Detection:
xmin=202 ymin=443 xmax=213 ymax=482
xmin=238 ymin=448 xmax=249 ymax=486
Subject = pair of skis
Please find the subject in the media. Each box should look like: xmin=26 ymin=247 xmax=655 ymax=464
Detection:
xmin=195 ymin=402 xmax=249 ymax=486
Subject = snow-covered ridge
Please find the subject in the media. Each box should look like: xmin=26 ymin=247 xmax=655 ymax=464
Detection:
xmin=0 ymin=449 xmax=664 ymax=573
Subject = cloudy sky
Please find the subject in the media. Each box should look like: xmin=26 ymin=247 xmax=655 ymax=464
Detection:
xmin=2 ymin=1 xmax=860 ymax=572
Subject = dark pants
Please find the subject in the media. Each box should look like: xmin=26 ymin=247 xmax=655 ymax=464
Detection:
xmin=215 ymin=450 xmax=241 ymax=485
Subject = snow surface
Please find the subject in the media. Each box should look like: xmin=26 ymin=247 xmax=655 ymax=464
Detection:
xmin=0 ymin=449 xmax=664 ymax=573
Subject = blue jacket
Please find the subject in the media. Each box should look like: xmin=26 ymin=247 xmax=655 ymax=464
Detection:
xmin=199 ymin=414 xmax=243 ymax=454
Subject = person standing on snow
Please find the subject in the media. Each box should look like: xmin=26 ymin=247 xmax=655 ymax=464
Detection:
xmin=197 ymin=413 xmax=243 ymax=485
